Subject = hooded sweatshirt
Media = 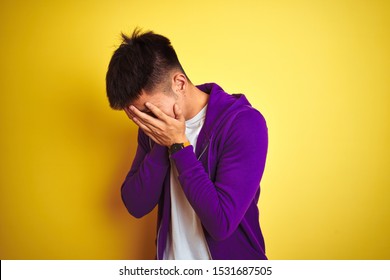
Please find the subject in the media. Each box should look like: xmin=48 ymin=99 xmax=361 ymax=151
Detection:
xmin=121 ymin=83 xmax=268 ymax=260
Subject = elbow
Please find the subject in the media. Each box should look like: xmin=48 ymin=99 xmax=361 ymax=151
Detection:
xmin=121 ymin=186 xmax=148 ymax=219
xmin=127 ymin=207 xmax=147 ymax=219
xmin=122 ymin=196 xmax=149 ymax=219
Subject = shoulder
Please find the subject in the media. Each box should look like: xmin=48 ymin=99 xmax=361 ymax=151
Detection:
xmin=215 ymin=105 xmax=268 ymax=149
xmin=227 ymin=105 xmax=267 ymax=134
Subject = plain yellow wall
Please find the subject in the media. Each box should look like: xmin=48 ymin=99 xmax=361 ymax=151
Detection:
xmin=0 ymin=0 xmax=389 ymax=259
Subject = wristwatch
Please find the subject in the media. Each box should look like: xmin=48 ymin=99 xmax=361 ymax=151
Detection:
xmin=169 ymin=141 xmax=190 ymax=155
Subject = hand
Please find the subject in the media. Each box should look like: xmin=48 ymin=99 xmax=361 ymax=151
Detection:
xmin=124 ymin=102 xmax=187 ymax=147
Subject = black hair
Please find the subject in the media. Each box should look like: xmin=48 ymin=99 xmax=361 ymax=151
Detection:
xmin=106 ymin=28 xmax=187 ymax=109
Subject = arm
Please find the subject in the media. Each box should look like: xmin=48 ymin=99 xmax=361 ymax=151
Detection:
xmin=171 ymin=109 xmax=268 ymax=240
xmin=121 ymin=129 xmax=169 ymax=218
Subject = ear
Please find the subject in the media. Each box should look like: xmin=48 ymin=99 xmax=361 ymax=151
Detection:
xmin=171 ymin=72 xmax=188 ymax=94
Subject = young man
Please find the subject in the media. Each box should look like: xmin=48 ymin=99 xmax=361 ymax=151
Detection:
xmin=106 ymin=29 xmax=268 ymax=260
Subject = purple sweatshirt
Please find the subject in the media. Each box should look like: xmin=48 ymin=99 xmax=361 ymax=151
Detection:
xmin=121 ymin=83 xmax=268 ymax=260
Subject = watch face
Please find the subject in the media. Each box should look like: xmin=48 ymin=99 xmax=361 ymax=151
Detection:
xmin=170 ymin=143 xmax=184 ymax=154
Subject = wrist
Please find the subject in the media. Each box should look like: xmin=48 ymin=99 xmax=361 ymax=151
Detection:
xmin=172 ymin=135 xmax=188 ymax=145
xmin=169 ymin=140 xmax=190 ymax=155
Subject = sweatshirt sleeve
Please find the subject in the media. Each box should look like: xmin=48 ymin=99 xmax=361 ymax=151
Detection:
xmin=171 ymin=109 xmax=268 ymax=241
xmin=121 ymin=129 xmax=170 ymax=218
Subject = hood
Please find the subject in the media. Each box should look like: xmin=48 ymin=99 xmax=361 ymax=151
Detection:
xmin=195 ymin=83 xmax=253 ymax=156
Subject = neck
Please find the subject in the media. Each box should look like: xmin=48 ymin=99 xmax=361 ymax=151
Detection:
xmin=183 ymin=84 xmax=209 ymax=120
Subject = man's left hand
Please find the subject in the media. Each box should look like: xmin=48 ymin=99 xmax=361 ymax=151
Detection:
xmin=125 ymin=102 xmax=187 ymax=147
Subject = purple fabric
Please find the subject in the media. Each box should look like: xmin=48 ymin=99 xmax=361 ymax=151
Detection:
xmin=121 ymin=83 xmax=268 ymax=259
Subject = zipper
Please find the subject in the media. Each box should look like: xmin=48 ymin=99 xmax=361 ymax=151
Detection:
xmin=206 ymin=243 xmax=213 ymax=260
xmin=197 ymin=142 xmax=209 ymax=160
xmin=198 ymin=138 xmax=213 ymax=259
xmin=157 ymin=137 xmax=211 ymax=259
xmin=156 ymin=223 xmax=162 ymax=260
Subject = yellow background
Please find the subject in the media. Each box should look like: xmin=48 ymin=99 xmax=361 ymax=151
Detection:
xmin=1 ymin=0 xmax=389 ymax=259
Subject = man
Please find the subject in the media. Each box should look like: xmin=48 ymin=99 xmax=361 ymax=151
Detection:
xmin=106 ymin=29 xmax=268 ymax=260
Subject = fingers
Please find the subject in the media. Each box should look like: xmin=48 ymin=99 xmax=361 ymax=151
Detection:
xmin=132 ymin=116 xmax=153 ymax=134
xmin=124 ymin=102 xmax=186 ymax=147
xmin=126 ymin=102 xmax=169 ymax=124
xmin=124 ymin=106 xmax=158 ymax=134
xmin=129 ymin=105 xmax=160 ymax=128
xmin=124 ymin=107 xmax=135 ymax=120
xmin=144 ymin=102 xmax=168 ymax=121
xmin=131 ymin=115 xmax=165 ymax=146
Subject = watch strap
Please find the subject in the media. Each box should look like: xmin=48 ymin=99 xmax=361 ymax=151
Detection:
xmin=169 ymin=141 xmax=190 ymax=155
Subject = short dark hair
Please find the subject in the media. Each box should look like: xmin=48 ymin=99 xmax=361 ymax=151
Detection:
xmin=106 ymin=28 xmax=187 ymax=109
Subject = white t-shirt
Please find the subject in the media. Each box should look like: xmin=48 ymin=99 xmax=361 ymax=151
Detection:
xmin=163 ymin=105 xmax=211 ymax=260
